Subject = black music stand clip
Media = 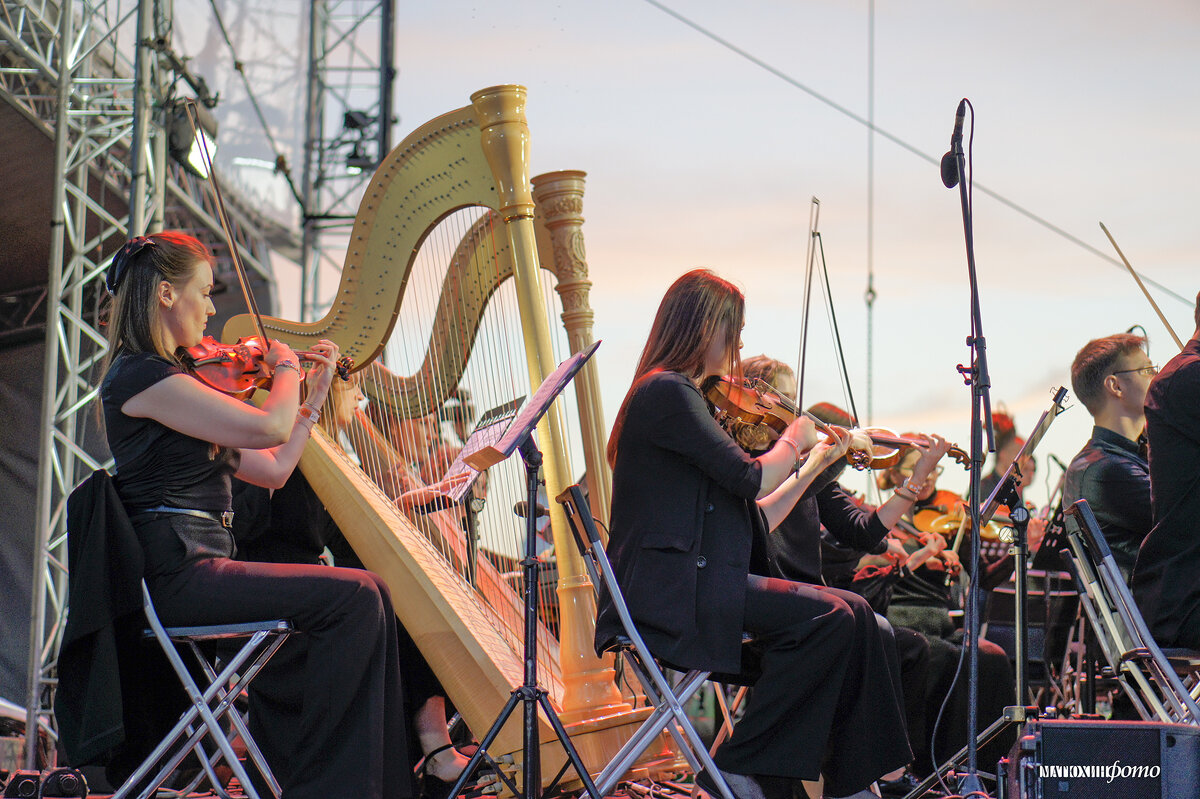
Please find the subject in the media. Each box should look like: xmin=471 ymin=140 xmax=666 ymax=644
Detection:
xmin=443 ymin=341 xmax=602 ymax=799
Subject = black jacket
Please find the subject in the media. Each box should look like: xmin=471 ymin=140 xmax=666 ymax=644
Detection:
xmin=56 ymin=470 xmax=185 ymax=771
xmin=596 ymin=371 xmax=764 ymax=674
xmin=1063 ymin=425 xmax=1150 ymax=583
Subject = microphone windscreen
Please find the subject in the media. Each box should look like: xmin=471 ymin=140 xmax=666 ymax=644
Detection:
xmin=940 ymin=151 xmax=959 ymax=188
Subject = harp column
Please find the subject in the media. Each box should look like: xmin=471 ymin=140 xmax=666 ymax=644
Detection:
xmin=471 ymin=87 xmax=628 ymax=723
xmin=531 ymin=171 xmax=612 ymax=527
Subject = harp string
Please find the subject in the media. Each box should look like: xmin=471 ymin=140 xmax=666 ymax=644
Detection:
xmin=344 ymin=207 xmax=564 ymax=684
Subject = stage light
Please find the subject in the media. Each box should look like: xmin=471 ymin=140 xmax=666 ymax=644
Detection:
xmin=343 ymin=110 xmax=374 ymax=130
xmin=168 ymin=100 xmax=219 ymax=179
xmin=346 ymin=142 xmax=375 ymax=174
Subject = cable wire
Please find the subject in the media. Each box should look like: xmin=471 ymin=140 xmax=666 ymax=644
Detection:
xmin=205 ymin=0 xmax=305 ymax=209
xmin=641 ymin=0 xmax=1192 ymax=308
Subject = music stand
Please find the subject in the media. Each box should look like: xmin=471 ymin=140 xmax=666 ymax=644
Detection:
xmin=443 ymin=341 xmax=603 ymax=799
xmin=435 ymin=397 xmax=524 ymax=586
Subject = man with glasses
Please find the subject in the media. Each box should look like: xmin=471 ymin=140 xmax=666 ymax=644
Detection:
xmin=1063 ymin=333 xmax=1155 ymax=583
xmin=1135 ymin=295 xmax=1200 ymax=649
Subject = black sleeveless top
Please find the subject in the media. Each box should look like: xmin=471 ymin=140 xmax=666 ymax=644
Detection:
xmin=101 ymin=350 xmax=241 ymax=513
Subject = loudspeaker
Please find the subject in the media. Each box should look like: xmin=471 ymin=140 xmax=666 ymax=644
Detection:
xmin=999 ymin=718 xmax=1200 ymax=799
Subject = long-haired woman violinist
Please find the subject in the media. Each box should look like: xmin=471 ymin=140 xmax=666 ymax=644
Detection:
xmin=597 ymin=269 xmax=911 ymax=799
xmin=100 ymin=232 xmax=410 ymax=799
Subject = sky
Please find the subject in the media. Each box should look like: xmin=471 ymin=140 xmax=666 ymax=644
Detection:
xmin=182 ymin=0 xmax=1200 ymax=508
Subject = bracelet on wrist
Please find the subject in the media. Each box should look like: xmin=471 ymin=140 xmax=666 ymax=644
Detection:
xmin=297 ymin=403 xmax=321 ymax=425
xmin=893 ymin=486 xmax=919 ymax=501
xmin=901 ymin=476 xmax=925 ymax=496
xmin=274 ymin=359 xmax=300 ymax=375
xmin=777 ymin=437 xmax=802 ymax=474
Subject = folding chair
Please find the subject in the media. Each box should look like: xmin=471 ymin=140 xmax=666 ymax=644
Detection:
xmin=111 ymin=581 xmax=293 ymax=799
xmin=1060 ymin=500 xmax=1200 ymax=725
xmin=556 ymin=485 xmax=737 ymax=799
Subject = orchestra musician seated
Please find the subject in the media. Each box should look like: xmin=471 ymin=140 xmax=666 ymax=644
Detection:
xmin=1062 ymin=333 xmax=1154 ymax=585
xmin=598 ymin=269 xmax=911 ymax=799
xmin=1134 ymin=292 xmax=1200 ymax=650
xmin=98 ymin=231 xmax=410 ymax=799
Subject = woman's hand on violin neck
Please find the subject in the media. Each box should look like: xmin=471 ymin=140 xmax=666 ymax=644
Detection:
xmin=802 ymin=425 xmax=852 ymax=474
xmin=910 ymin=433 xmax=952 ymax=482
xmin=263 ymin=339 xmax=299 ymax=369
xmin=781 ymin=415 xmax=818 ymax=452
xmin=302 ymin=339 xmax=340 ymax=397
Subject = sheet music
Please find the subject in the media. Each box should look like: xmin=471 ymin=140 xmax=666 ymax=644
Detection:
xmin=464 ymin=340 xmax=601 ymax=470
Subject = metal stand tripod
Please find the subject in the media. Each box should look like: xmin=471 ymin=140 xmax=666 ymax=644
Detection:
xmin=441 ymin=435 xmax=601 ymax=799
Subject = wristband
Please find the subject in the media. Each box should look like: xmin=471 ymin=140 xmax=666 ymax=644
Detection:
xmin=297 ymin=403 xmax=321 ymax=425
xmin=893 ymin=486 xmax=919 ymax=501
xmin=902 ymin=476 xmax=925 ymax=496
xmin=777 ymin=437 xmax=802 ymax=474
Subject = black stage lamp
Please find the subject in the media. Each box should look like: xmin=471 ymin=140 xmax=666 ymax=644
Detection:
xmin=168 ymin=99 xmax=219 ymax=179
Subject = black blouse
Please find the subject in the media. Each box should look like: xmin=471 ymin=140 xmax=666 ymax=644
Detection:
xmin=101 ymin=350 xmax=240 ymax=512
xmin=596 ymin=370 xmax=764 ymax=673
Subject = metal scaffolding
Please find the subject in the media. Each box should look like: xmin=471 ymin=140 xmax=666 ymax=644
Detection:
xmin=298 ymin=0 xmax=394 ymax=322
xmin=1 ymin=0 xmax=273 ymax=768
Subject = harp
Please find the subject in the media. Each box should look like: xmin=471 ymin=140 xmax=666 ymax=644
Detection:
xmin=222 ymin=86 xmax=665 ymax=784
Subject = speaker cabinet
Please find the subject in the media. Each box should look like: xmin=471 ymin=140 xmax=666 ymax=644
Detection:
xmin=1000 ymin=718 xmax=1200 ymax=799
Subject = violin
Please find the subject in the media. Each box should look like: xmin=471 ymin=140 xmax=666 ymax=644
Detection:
xmin=910 ymin=488 xmax=1007 ymax=542
xmin=705 ymin=376 xmax=969 ymax=470
xmin=181 ymin=335 xmax=352 ymax=401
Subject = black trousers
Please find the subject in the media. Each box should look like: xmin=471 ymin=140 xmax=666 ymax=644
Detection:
xmin=713 ymin=576 xmax=912 ymax=797
xmin=145 ymin=518 xmax=412 ymax=799
xmin=887 ymin=604 xmax=1016 ymax=776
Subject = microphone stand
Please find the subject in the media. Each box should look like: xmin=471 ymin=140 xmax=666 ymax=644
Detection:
xmin=948 ymin=98 xmax=993 ymax=797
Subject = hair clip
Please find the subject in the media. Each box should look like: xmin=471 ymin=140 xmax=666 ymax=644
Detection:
xmin=105 ymin=235 xmax=157 ymax=295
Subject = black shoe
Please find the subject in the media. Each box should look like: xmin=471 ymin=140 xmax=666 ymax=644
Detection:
xmin=695 ymin=767 xmax=768 ymax=799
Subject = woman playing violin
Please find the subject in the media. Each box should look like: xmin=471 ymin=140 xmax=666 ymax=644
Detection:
xmin=598 ymin=269 xmax=910 ymax=799
xmin=100 ymin=232 xmax=411 ymax=799
xmin=736 ymin=358 xmax=952 ymax=785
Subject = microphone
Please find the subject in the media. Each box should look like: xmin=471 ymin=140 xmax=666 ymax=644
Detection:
xmin=513 ymin=501 xmax=548 ymax=519
xmin=940 ymin=99 xmax=967 ymax=188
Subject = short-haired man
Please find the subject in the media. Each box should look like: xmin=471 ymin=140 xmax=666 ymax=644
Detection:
xmin=1062 ymin=333 xmax=1154 ymax=583
xmin=1134 ymin=295 xmax=1200 ymax=649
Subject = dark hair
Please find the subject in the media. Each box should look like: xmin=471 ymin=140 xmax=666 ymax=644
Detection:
xmin=607 ymin=269 xmax=744 ymax=466
xmin=1195 ymin=291 xmax=1199 ymax=331
xmin=1070 ymin=332 xmax=1148 ymax=415
xmin=102 ymin=231 xmax=213 ymax=371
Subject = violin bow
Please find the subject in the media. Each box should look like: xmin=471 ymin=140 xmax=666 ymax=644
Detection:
xmin=184 ymin=99 xmax=272 ymax=351
xmin=1099 ymin=221 xmax=1185 ymax=351
xmin=793 ymin=196 xmax=861 ymax=424
xmin=795 ymin=197 xmax=821 ymax=411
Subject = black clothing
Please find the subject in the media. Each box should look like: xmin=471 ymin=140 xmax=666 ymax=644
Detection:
xmin=1134 ymin=337 xmax=1200 ymax=648
xmin=598 ymin=370 xmax=910 ymax=791
xmin=1063 ymin=425 xmax=1150 ymax=583
xmin=767 ymin=481 xmax=888 ymax=585
xmin=597 ymin=371 xmax=764 ymax=675
xmin=56 ymin=470 xmax=187 ymax=771
xmin=102 ymin=351 xmax=240 ymax=513
xmin=101 ymin=350 xmax=412 ymax=799
xmin=232 ymin=472 xmax=447 ymax=775
xmin=719 ymin=577 xmax=910 ymax=797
